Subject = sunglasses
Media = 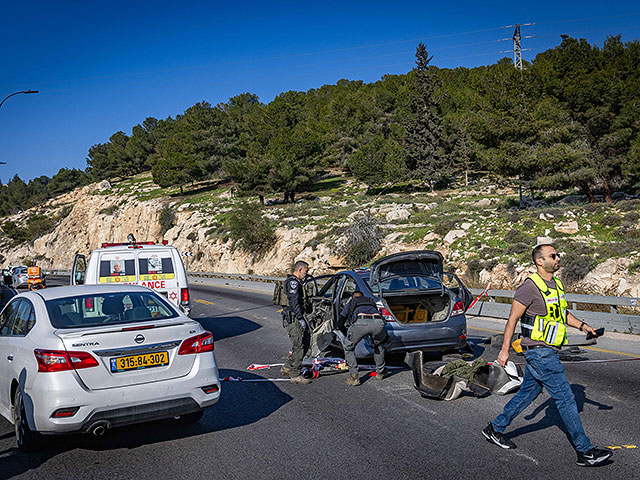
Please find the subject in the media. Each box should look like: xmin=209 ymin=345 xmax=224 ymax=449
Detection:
xmin=544 ymin=253 xmax=561 ymax=260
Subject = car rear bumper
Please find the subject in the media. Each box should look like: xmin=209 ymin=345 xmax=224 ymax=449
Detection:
xmin=78 ymin=397 xmax=203 ymax=434
xmin=26 ymin=355 xmax=220 ymax=434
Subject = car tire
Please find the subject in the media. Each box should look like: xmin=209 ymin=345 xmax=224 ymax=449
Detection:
xmin=14 ymin=389 xmax=41 ymax=452
xmin=175 ymin=410 xmax=205 ymax=424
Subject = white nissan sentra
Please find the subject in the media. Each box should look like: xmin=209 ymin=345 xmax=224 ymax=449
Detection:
xmin=0 ymin=284 xmax=220 ymax=451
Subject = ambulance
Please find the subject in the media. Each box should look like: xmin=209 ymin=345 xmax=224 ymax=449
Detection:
xmin=70 ymin=238 xmax=191 ymax=315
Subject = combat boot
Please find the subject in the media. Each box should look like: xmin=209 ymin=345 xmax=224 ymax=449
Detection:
xmin=280 ymin=366 xmax=291 ymax=377
xmin=345 ymin=374 xmax=361 ymax=386
xmin=375 ymin=369 xmax=387 ymax=381
xmin=289 ymin=375 xmax=311 ymax=385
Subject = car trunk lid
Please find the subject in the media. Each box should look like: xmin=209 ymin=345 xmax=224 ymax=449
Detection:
xmin=370 ymin=251 xmax=444 ymax=293
xmin=55 ymin=319 xmax=199 ymax=390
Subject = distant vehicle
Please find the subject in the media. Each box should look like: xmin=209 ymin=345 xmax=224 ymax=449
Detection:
xmin=27 ymin=266 xmax=46 ymax=290
xmin=307 ymin=251 xmax=473 ymax=358
xmin=0 ymin=284 xmax=220 ymax=452
xmin=12 ymin=267 xmax=29 ymax=289
xmin=71 ymin=237 xmax=191 ymax=315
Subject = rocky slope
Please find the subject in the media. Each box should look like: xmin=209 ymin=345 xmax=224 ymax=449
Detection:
xmin=1 ymin=175 xmax=639 ymax=298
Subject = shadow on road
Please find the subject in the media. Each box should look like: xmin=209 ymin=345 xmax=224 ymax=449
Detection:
xmin=0 ymin=368 xmax=292 ymax=479
xmin=197 ymin=315 xmax=262 ymax=341
xmin=508 ymin=384 xmax=613 ymax=443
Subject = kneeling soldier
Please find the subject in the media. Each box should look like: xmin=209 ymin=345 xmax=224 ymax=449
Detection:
xmin=339 ymin=291 xmax=388 ymax=386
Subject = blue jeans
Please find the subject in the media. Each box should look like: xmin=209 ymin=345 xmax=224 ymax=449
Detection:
xmin=491 ymin=346 xmax=593 ymax=452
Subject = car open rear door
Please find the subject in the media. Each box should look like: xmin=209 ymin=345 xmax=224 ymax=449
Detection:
xmin=370 ymin=250 xmax=444 ymax=295
xmin=71 ymin=253 xmax=87 ymax=285
xmin=306 ymin=275 xmax=338 ymax=356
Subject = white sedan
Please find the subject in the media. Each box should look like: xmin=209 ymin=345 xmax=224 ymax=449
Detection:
xmin=0 ymin=284 xmax=221 ymax=451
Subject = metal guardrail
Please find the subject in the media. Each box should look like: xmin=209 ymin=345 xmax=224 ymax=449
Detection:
xmin=467 ymin=288 xmax=640 ymax=334
xmin=51 ymin=270 xmax=640 ymax=333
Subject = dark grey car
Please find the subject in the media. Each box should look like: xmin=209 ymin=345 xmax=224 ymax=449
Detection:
xmin=306 ymin=251 xmax=473 ymax=358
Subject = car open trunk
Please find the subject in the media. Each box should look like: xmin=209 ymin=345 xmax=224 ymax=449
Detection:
xmin=384 ymin=291 xmax=451 ymax=323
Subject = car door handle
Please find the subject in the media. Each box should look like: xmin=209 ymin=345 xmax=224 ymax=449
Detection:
xmin=7 ymin=355 xmax=14 ymax=361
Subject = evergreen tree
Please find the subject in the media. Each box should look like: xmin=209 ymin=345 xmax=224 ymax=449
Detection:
xmin=404 ymin=43 xmax=450 ymax=190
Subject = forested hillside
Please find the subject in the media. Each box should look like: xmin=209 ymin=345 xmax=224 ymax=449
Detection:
xmin=1 ymin=34 xmax=638 ymax=215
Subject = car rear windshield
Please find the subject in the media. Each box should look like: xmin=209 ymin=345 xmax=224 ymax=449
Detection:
xmin=363 ymin=275 xmax=441 ymax=292
xmin=46 ymin=291 xmax=179 ymax=329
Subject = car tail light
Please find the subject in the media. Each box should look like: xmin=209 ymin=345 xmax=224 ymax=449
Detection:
xmin=378 ymin=307 xmax=396 ymax=322
xmin=181 ymin=288 xmax=189 ymax=304
xmin=178 ymin=331 xmax=214 ymax=355
xmin=51 ymin=407 xmax=79 ymax=418
xmin=450 ymin=300 xmax=465 ymax=317
xmin=34 ymin=349 xmax=99 ymax=372
xmin=201 ymin=384 xmax=219 ymax=394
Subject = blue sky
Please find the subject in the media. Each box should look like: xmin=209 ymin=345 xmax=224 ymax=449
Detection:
xmin=1 ymin=1 xmax=639 ymax=182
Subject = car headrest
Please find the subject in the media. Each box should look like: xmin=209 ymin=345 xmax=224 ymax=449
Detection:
xmin=62 ymin=312 xmax=84 ymax=326
xmin=125 ymin=306 xmax=151 ymax=321
xmin=102 ymin=296 xmax=124 ymax=315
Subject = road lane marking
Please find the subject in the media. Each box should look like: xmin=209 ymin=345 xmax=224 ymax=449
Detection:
xmin=582 ymin=346 xmax=639 ymax=358
xmin=191 ymin=281 xmax=272 ymax=295
xmin=194 ymin=299 xmax=216 ymax=305
xmin=468 ymin=325 xmax=503 ymax=334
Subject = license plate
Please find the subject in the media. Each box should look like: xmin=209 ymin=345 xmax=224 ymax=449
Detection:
xmin=110 ymin=352 xmax=169 ymax=372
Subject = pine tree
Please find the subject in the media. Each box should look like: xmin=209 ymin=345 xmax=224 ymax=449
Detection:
xmin=404 ymin=43 xmax=450 ymax=190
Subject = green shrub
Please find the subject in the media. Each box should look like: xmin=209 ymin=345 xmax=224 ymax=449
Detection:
xmin=57 ymin=205 xmax=73 ymax=219
xmin=2 ymin=215 xmax=56 ymax=244
xmin=27 ymin=214 xmax=56 ymax=240
xmin=504 ymin=228 xmax=533 ymax=245
xmin=510 ymin=242 xmax=530 ymax=254
xmin=2 ymin=221 xmax=28 ymax=243
xmin=629 ymin=258 xmax=640 ymax=274
xmin=226 ymin=203 xmax=276 ymax=255
xmin=484 ymin=258 xmax=499 ymax=271
xmin=625 ymin=211 xmax=640 ymax=222
xmin=522 ymin=219 xmax=536 ymax=229
xmin=99 ymin=205 xmax=119 ymax=216
xmin=601 ymin=214 xmax=621 ymax=227
xmin=159 ymin=205 xmax=175 ymax=236
xmin=340 ymin=212 xmax=383 ymax=267
xmin=561 ymin=254 xmax=595 ymax=286
xmin=434 ymin=217 xmax=460 ymax=237
xmin=617 ymin=199 xmax=640 ymax=212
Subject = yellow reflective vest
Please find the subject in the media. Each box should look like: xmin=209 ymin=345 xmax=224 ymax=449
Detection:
xmin=521 ymin=273 xmax=568 ymax=347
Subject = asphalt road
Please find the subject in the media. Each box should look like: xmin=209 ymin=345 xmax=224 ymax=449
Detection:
xmin=0 ymin=279 xmax=638 ymax=479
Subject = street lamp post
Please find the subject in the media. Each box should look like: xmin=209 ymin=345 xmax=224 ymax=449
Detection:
xmin=0 ymin=90 xmax=38 ymax=109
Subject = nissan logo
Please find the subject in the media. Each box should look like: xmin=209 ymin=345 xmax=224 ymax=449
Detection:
xmin=134 ymin=334 xmax=145 ymax=344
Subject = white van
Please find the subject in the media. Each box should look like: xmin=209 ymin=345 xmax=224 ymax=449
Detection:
xmin=71 ymin=240 xmax=191 ymax=315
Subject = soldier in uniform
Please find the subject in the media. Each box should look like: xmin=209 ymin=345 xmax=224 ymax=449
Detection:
xmin=338 ymin=291 xmax=388 ymax=386
xmin=280 ymin=260 xmax=312 ymax=384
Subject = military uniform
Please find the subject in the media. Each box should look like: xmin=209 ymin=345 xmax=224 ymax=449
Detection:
xmin=339 ymin=296 xmax=388 ymax=379
xmin=282 ymin=274 xmax=311 ymax=378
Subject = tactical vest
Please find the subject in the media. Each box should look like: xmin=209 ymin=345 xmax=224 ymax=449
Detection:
xmin=272 ymin=275 xmax=312 ymax=310
xmin=520 ymin=273 xmax=568 ymax=347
